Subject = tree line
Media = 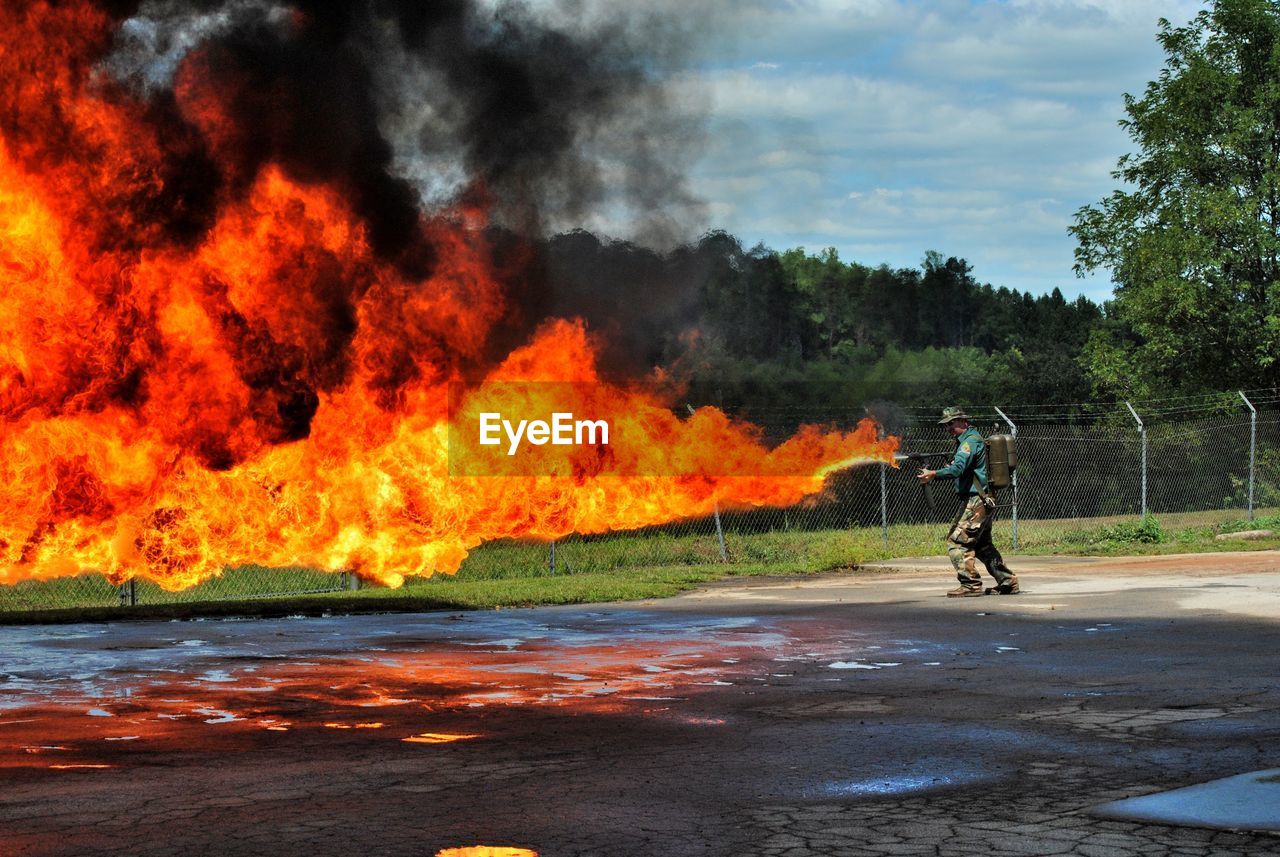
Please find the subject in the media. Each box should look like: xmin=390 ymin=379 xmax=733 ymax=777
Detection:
xmin=543 ymin=230 xmax=1101 ymax=425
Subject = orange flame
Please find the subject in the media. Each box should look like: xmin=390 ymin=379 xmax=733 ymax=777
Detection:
xmin=403 ymin=732 xmax=482 ymax=745
xmin=0 ymin=3 xmax=899 ymax=590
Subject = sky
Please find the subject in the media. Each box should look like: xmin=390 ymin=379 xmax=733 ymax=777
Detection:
xmin=671 ymin=0 xmax=1205 ymax=302
xmin=118 ymin=0 xmax=1206 ymax=305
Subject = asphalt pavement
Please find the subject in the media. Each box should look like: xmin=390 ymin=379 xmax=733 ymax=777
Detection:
xmin=2 ymin=551 xmax=1279 ymax=856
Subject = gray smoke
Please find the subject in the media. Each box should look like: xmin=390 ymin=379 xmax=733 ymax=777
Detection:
xmin=104 ymin=0 xmax=291 ymax=91
xmin=101 ymin=0 xmax=711 ymax=247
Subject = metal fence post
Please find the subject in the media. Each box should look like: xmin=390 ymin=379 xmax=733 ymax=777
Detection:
xmin=549 ymin=541 xmax=557 ymax=575
xmin=994 ymin=406 xmax=1018 ymax=549
xmin=713 ymin=502 xmax=729 ymax=562
xmin=691 ymin=402 xmax=730 ymax=562
xmin=880 ymin=462 xmax=889 ymax=548
xmin=1240 ymin=391 xmax=1257 ymax=521
xmin=1125 ymin=401 xmax=1147 ymax=517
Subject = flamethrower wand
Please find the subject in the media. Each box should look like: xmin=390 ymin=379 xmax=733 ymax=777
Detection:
xmin=894 ymin=451 xmax=953 ymax=510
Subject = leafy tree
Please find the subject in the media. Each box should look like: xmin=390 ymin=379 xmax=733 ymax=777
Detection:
xmin=778 ymin=246 xmax=867 ymax=357
xmin=1071 ymin=0 xmax=1280 ymax=396
xmin=917 ymin=252 xmax=977 ymax=348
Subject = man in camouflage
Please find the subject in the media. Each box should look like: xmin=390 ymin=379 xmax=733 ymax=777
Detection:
xmin=917 ymin=407 xmax=1020 ymax=597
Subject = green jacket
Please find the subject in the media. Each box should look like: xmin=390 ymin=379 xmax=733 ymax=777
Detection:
xmin=934 ymin=426 xmax=988 ymax=496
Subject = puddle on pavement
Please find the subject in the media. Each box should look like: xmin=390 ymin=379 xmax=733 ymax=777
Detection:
xmin=815 ymin=766 xmax=991 ymax=798
xmin=436 ymin=848 xmax=538 ymax=857
xmin=0 ymin=612 xmax=931 ymax=770
xmin=818 ymin=772 xmax=984 ymax=797
xmin=0 ymin=614 xmax=787 ymax=768
xmin=1164 ymin=716 xmax=1277 ymax=738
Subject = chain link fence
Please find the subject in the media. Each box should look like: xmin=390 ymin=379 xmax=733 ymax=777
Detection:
xmin=4 ymin=391 xmax=1280 ymax=613
xmin=0 ymin=567 xmax=362 ymax=612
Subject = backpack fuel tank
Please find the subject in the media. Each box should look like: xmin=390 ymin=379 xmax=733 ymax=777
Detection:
xmin=986 ymin=433 xmax=1017 ymax=490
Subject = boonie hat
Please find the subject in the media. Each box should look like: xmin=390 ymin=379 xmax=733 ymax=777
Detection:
xmin=937 ymin=406 xmax=971 ymax=425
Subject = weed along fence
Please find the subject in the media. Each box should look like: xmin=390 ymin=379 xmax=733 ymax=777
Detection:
xmin=4 ymin=390 xmax=1280 ymax=614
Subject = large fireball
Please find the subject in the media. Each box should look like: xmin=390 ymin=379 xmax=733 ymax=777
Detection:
xmin=0 ymin=1 xmax=897 ymax=589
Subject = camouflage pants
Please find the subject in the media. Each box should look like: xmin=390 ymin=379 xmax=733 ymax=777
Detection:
xmin=946 ymin=493 xmax=1014 ymax=588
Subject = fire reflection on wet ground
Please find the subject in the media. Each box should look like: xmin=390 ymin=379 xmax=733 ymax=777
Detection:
xmin=0 ymin=609 xmax=884 ymax=773
xmin=403 ymin=732 xmax=481 ymax=744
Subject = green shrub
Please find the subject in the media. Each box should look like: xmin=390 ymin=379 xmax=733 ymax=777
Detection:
xmin=1098 ymin=516 xmax=1165 ymax=544
xmin=1217 ymin=513 xmax=1280 ymax=534
xmin=1064 ymin=515 xmax=1166 ymax=547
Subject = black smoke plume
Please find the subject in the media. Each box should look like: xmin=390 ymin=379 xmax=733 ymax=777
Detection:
xmin=103 ymin=0 xmax=707 ymax=267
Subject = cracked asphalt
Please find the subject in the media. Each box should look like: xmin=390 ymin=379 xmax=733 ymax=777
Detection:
xmin=2 ymin=551 xmax=1279 ymax=856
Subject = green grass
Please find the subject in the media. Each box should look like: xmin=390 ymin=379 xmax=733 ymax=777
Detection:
xmin=1009 ymin=508 xmax=1280 ymax=556
xmin=2 ymin=507 xmax=1278 ymax=623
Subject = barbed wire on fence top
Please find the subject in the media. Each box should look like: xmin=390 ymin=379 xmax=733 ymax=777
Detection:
xmin=711 ymin=387 xmax=1280 ymax=427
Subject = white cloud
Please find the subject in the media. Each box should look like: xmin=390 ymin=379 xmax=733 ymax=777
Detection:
xmin=681 ymin=0 xmax=1202 ymax=299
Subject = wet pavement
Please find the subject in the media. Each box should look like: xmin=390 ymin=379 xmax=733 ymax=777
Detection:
xmin=2 ymin=553 xmax=1280 ymax=856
